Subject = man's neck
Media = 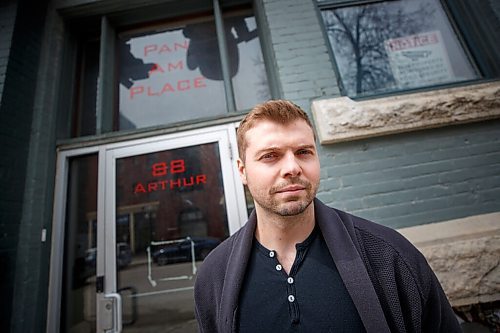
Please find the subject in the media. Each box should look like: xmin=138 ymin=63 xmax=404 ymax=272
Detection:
xmin=254 ymin=203 xmax=315 ymax=273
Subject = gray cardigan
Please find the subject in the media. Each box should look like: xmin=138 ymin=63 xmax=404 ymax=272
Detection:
xmin=194 ymin=199 xmax=460 ymax=332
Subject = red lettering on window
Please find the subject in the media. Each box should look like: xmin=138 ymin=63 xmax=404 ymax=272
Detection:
xmin=183 ymin=176 xmax=194 ymax=187
xmin=194 ymin=77 xmax=207 ymax=88
xmin=158 ymin=44 xmax=172 ymax=54
xmin=152 ymin=162 xmax=168 ymax=177
xmin=144 ymin=44 xmax=157 ymax=57
xmin=170 ymin=178 xmax=182 ymax=189
xmin=170 ymin=160 xmax=185 ymax=174
xmin=148 ymin=182 xmax=158 ymax=192
xmin=160 ymin=83 xmax=175 ymax=94
xmin=177 ymin=80 xmax=190 ymax=91
xmin=174 ymin=41 xmax=189 ymax=51
xmin=134 ymin=183 xmax=146 ymax=193
xmin=130 ymin=86 xmax=144 ymax=99
xmin=147 ymin=86 xmax=160 ymax=96
xmin=159 ymin=180 xmax=168 ymax=190
xmin=149 ymin=63 xmax=164 ymax=75
xmin=196 ymin=174 xmax=207 ymax=184
xmin=168 ymin=60 xmax=183 ymax=71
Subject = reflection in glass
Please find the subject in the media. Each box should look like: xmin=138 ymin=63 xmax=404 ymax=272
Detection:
xmin=225 ymin=14 xmax=270 ymax=110
xmin=115 ymin=143 xmax=229 ymax=332
xmin=118 ymin=12 xmax=270 ymax=130
xmin=118 ymin=20 xmax=225 ymax=130
xmin=74 ymin=40 xmax=99 ymax=137
xmin=321 ymin=0 xmax=478 ymax=97
xmin=61 ymin=154 xmax=98 ymax=333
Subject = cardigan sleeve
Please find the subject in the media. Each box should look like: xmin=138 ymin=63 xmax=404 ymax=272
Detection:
xmin=194 ymin=240 xmax=231 ymax=333
xmin=353 ymin=220 xmax=461 ymax=332
xmin=421 ymin=267 xmax=461 ymax=332
xmin=194 ymin=260 xmax=219 ymax=332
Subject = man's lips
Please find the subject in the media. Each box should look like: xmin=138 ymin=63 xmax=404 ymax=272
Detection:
xmin=275 ymin=185 xmax=306 ymax=193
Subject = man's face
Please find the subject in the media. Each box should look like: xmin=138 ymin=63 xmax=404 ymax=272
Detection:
xmin=237 ymin=119 xmax=320 ymax=217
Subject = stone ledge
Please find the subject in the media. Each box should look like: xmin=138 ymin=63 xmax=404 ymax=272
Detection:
xmin=311 ymin=81 xmax=500 ymax=144
xmin=398 ymin=213 xmax=500 ymax=307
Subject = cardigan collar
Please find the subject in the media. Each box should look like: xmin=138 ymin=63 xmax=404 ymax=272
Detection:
xmin=218 ymin=209 xmax=257 ymax=332
xmin=314 ymin=199 xmax=390 ymax=332
xmin=219 ymin=199 xmax=390 ymax=333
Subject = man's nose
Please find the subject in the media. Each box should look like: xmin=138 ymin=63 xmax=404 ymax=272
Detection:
xmin=281 ymin=153 xmax=301 ymax=177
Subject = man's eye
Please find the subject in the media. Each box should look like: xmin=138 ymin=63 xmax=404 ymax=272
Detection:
xmin=261 ymin=153 xmax=277 ymax=160
xmin=297 ymin=150 xmax=313 ymax=155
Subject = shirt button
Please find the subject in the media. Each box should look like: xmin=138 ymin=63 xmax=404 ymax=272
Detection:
xmin=269 ymin=251 xmax=275 ymax=258
xmin=287 ymin=277 xmax=294 ymax=284
xmin=276 ymin=264 xmax=282 ymax=271
xmin=288 ymin=295 xmax=295 ymax=302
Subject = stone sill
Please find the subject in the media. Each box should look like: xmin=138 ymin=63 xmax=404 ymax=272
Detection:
xmin=311 ymin=82 xmax=500 ymax=144
xmin=397 ymin=212 xmax=500 ymax=307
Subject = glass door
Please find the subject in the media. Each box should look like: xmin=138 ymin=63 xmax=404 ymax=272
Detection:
xmin=48 ymin=124 xmax=246 ymax=333
xmin=101 ymin=126 xmax=245 ymax=332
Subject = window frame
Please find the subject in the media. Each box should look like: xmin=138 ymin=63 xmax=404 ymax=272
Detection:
xmin=67 ymin=0 xmax=279 ymax=139
xmin=315 ymin=0 xmax=494 ymax=100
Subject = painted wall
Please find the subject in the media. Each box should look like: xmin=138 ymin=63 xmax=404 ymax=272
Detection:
xmin=0 ymin=1 xmax=50 ymax=331
xmin=263 ymin=0 xmax=500 ymax=228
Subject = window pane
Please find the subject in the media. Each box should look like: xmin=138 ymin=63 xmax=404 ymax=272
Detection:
xmin=321 ymin=0 xmax=479 ymax=97
xmin=118 ymin=19 xmax=226 ymax=130
xmin=61 ymin=154 xmax=98 ymax=333
xmin=225 ymin=14 xmax=271 ymax=110
xmin=115 ymin=143 xmax=229 ymax=331
xmin=74 ymin=40 xmax=99 ymax=137
xmin=445 ymin=0 xmax=500 ymax=78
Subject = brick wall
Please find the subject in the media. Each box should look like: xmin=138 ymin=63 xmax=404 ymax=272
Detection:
xmin=263 ymin=0 xmax=340 ymax=107
xmin=263 ymin=0 xmax=500 ymax=228
xmin=317 ymin=120 xmax=500 ymax=228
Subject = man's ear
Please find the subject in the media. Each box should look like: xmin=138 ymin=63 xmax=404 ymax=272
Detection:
xmin=237 ymin=158 xmax=247 ymax=185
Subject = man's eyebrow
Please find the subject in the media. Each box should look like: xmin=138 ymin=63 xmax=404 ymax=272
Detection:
xmin=253 ymin=146 xmax=281 ymax=156
xmin=296 ymin=144 xmax=316 ymax=150
xmin=253 ymin=144 xmax=316 ymax=156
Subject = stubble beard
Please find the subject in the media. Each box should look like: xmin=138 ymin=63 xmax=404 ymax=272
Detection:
xmin=251 ymin=178 xmax=319 ymax=217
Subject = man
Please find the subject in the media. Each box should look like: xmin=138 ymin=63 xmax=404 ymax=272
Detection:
xmin=194 ymin=100 xmax=460 ymax=332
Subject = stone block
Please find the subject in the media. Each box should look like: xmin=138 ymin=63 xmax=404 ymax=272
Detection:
xmin=311 ymin=82 xmax=500 ymax=144
xmin=398 ymin=212 xmax=500 ymax=306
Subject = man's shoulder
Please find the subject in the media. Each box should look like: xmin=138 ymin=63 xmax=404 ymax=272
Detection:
xmin=326 ymin=205 xmax=420 ymax=257
xmin=318 ymin=201 xmax=428 ymax=269
xmin=334 ymin=208 xmax=434 ymax=287
xmin=351 ymin=212 xmax=418 ymax=254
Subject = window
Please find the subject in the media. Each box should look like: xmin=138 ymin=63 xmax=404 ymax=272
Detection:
xmin=73 ymin=2 xmax=271 ymax=136
xmin=317 ymin=0 xmax=499 ymax=98
xmin=74 ymin=39 xmax=100 ymax=137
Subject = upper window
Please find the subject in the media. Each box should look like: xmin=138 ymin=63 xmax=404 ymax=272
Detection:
xmin=318 ymin=0 xmax=499 ymax=98
xmin=72 ymin=4 xmax=271 ymax=137
xmin=118 ymin=11 xmax=269 ymax=130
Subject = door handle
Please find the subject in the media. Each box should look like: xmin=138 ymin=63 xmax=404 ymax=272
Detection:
xmin=100 ymin=292 xmax=122 ymax=332
xmin=118 ymin=286 xmax=138 ymax=326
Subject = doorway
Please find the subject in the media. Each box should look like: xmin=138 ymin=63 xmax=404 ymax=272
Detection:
xmin=47 ymin=124 xmax=247 ymax=332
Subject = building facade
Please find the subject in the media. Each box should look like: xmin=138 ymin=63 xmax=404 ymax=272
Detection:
xmin=1 ymin=0 xmax=499 ymax=332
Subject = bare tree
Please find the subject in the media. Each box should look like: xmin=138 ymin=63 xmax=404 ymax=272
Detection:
xmin=323 ymin=1 xmax=436 ymax=96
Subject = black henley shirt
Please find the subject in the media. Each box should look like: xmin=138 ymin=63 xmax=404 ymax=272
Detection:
xmin=237 ymin=226 xmax=366 ymax=332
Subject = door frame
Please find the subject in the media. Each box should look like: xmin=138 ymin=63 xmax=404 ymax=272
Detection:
xmin=46 ymin=123 xmax=247 ymax=333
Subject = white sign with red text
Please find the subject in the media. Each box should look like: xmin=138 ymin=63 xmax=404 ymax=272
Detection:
xmin=384 ymin=30 xmax=454 ymax=89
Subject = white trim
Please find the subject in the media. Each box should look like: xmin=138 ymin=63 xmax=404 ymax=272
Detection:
xmin=47 ymin=146 xmax=100 ymax=333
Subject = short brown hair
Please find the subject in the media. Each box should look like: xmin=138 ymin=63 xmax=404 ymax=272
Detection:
xmin=237 ymin=100 xmax=315 ymax=161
